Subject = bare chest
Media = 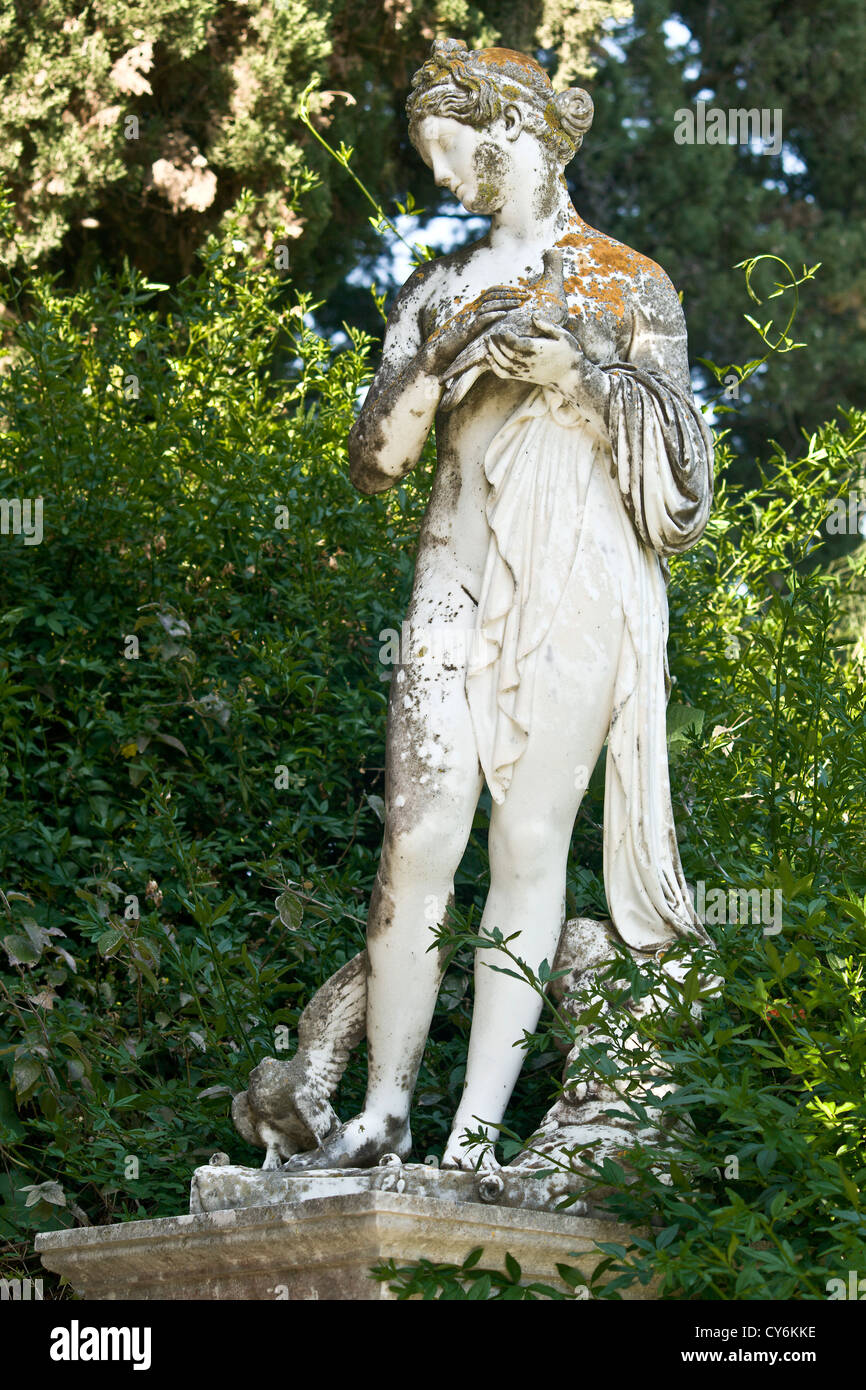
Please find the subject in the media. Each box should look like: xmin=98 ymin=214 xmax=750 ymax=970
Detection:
xmin=420 ymin=245 xmax=636 ymax=368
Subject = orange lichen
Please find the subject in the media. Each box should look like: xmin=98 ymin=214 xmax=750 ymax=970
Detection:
xmin=474 ymin=48 xmax=549 ymax=77
xmin=557 ymin=220 xmax=669 ymax=322
xmin=425 ymin=285 xmax=527 ymax=341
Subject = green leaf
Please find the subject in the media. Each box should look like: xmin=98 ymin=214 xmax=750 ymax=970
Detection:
xmin=274 ymin=889 xmax=303 ymax=932
xmin=97 ymin=927 xmax=126 ymax=958
xmin=2 ymin=934 xmax=40 ymax=966
xmin=666 ymin=704 xmax=704 ymax=746
xmin=838 ymin=1170 xmax=860 ymax=1208
xmin=504 ymin=1252 xmax=522 ymax=1283
xmin=11 ymin=1057 xmax=41 ymax=1097
xmin=656 ymin=1224 xmax=680 ymax=1249
xmin=669 ymin=1160 xmax=690 ymax=1190
xmin=756 ymin=1147 xmax=777 ymax=1176
xmin=466 ymin=1274 xmax=491 ymax=1300
xmin=19 ymin=1180 xmax=66 ymax=1208
xmin=0 ymin=1082 xmax=26 ymax=1140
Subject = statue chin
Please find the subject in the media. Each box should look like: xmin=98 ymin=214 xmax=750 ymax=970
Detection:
xmin=459 ymin=189 xmax=502 ymax=217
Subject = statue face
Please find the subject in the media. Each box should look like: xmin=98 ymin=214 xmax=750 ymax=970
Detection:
xmin=414 ymin=114 xmax=511 ymax=216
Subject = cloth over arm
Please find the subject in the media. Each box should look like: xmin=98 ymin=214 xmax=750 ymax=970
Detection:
xmin=600 ymin=299 xmax=715 ymax=951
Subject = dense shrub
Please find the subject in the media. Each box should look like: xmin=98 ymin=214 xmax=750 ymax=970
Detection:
xmin=1 ymin=190 xmax=864 ymax=1298
xmin=382 ymin=409 xmax=866 ymax=1299
xmin=0 ymin=199 xmax=429 ymax=1286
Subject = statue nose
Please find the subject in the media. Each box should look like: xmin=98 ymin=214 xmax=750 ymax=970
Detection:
xmin=431 ymin=156 xmax=452 ymax=190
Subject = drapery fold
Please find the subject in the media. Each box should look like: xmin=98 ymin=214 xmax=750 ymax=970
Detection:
xmin=607 ymin=361 xmax=713 ymax=556
xmin=603 ymin=362 xmax=713 ymax=947
xmin=465 ymin=386 xmax=596 ymax=803
xmin=466 ymin=365 xmax=714 ymax=951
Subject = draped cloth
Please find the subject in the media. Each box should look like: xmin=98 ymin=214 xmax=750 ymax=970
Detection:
xmin=465 ymin=366 xmax=714 ymax=952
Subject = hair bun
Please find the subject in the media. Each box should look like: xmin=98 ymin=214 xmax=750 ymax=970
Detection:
xmin=431 ymin=37 xmax=468 ymax=64
xmin=553 ymin=87 xmax=594 ymax=149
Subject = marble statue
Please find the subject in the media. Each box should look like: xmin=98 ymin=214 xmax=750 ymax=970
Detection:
xmin=234 ymin=38 xmax=714 ymax=1182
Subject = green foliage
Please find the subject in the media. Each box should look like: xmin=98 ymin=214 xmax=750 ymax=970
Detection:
xmin=0 ymin=0 xmax=626 ymax=299
xmin=573 ymin=0 xmax=866 ymax=461
xmin=1 ymin=168 xmax=864 ymax=1303
xmin=372 ymin=1246 xmax=584 ymax=1299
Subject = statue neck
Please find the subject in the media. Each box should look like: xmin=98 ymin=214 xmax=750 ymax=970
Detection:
xmin=488 ymin=176 xmax=575 ymax=253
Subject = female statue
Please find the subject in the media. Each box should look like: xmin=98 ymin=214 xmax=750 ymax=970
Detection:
xmin=284 ymin=39 xmax=713 ymax=1173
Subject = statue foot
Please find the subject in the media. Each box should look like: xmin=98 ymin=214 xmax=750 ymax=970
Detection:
xmin=281 ymin=1112 xmax=411 ymax=1171
xmin=441 ymin=1126 xmax=501 ymax=1174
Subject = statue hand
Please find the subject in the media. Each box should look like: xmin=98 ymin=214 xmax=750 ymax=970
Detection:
xmin=487 ymin=314 xmax=611 ymax=421
xmin=486 ymin=313 xmax=580 ymax=384
xmin=421 ymin=285 xmax=530 ymax=377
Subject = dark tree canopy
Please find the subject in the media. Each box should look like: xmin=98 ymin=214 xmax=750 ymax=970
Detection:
xmin=2 ymin=2 xmax=864 ymax=459
xmin=0 ymin=1 xmax=623 ymax=296
xmin=567 ymin=0 xmax=866 ymax=457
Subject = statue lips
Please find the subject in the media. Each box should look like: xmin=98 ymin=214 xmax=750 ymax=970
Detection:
xmin=438 ymin=246 xmax=569 ymax=411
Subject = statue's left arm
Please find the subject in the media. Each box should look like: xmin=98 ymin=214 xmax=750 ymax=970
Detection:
xmin=604 ymin=276 xmax=714 ymax=556
xmin=493 ymin=277 xmax=713 ymax=556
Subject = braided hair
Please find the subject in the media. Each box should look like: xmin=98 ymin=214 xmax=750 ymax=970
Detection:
xmin=407 ymin=38 xmax=593 ymax=166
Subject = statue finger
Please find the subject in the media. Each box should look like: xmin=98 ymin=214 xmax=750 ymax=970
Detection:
xmin=532 ymin=312 xmax=569 ymax=339
xmin=474 ymin=300 xmax=523 ymax=320
xmin=479 ymin=285 xmax=529 ymax=305
xmin=474 ymin=307 xmax=517 ymax=328
xmin=493 ymin=328 xmax=525 ymax=349
xmin=487 ymin=339 xmax=519 ymax=369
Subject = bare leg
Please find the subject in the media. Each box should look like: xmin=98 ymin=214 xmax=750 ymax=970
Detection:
xmin=443 ymin=592 xmax=624 ymax=1168
xmin=284 ymin=587 xmax=482 ymax=1170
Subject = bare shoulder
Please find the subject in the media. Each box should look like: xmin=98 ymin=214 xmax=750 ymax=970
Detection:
xmin=389 ymin=257 xmax=443 ymax=320
xmin=384 ymin=238 xmax=491 ymax=350
xmin=366 ymin=251 xmax=461 ymax=390
xmin=560 ymin=220 xmax=685 ymax=337
xmin=381 ymin=258 xmax=442 ymax=354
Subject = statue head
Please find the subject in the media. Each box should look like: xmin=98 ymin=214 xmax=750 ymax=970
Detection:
xmin=407 ymin=39 xmax=593 ymax=216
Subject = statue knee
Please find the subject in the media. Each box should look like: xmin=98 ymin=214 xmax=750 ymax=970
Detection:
xmin=489 ymin=811 xmax=568 ymax=886
xmin=380 ymin=811 xmax=468 ymax=892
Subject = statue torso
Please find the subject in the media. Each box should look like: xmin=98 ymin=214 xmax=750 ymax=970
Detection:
xmin=408 ymin=211 xmax=669 ymax=592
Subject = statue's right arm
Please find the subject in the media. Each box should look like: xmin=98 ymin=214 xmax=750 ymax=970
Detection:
xmin=348 ymin=268 xmax=528 ymax=494
xmin=348 ymin=266 xmax=441 ymax=496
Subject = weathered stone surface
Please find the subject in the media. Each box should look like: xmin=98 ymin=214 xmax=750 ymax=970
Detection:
xmin=510 ymin=917 xmax=689 ymax=1187
xmin=188 ymin=1158 xmax=598 ymax=1217
xmin=231 ymin=34 xmax=715 ymax=1180
xmin=231 ymin=952 xmax=367 ymax=1168
xmin=230 ymin=921 xmax=706 ymax=1202
xmin=36 ymin=1190 xmax=656 ymax=1300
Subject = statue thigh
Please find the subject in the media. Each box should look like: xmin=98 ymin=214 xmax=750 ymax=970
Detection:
xmin=487 ymin=579 xmax=625 ymax=885
xmin=374 ymin=610 xmax=484 ymax=922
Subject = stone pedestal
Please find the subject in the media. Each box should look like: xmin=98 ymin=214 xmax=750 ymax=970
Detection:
xmin=36 ymin=1163 xmax=654 ymax=1300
